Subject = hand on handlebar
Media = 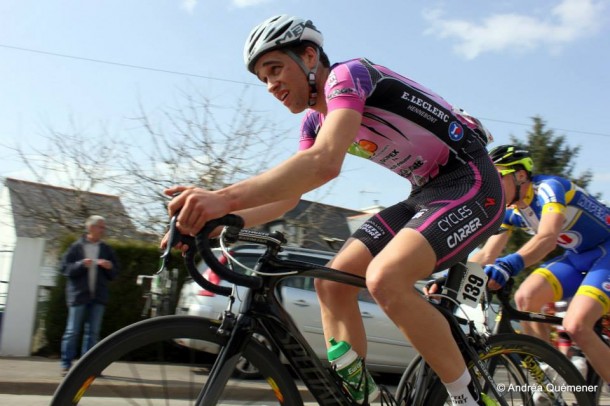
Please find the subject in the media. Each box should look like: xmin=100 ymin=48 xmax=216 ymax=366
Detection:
xmin=164 ymin=185 xmax=232 ymax=237
xmin=484 ymin=263 xmax=510 ymax=291
xmin=483 ymin=253 xmax=524 ymax=291
xmin=160 ymin=230 xmax=190 ymax=253
xmin=423 ymin=274 xmax=447 ymax=296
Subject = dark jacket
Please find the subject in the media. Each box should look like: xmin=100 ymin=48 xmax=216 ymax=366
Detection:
xmin=60 ymin=236 xmax=120 ymax=306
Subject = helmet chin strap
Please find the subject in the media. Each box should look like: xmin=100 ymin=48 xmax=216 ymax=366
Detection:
xmin=285 ymin=49 xmax=320 ymax=107
xmin=508 ymin=173 xmax=523 ymax=206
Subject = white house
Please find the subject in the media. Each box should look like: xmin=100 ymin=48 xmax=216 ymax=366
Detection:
xmin=0 ymin=178 xmax=143 ymax=356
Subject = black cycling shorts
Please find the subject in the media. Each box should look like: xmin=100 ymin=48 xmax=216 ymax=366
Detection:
xmin=352 ymin=154 xmax=505 ymax=272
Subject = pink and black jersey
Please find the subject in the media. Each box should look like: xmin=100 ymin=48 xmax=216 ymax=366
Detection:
xmin=300 ymin=58 xmax=491 ymax=187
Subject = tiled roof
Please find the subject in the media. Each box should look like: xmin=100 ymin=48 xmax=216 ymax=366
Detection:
xmin=268 ymin=199 xmax=365 ymax=251
xmin=4 ymin=178 xmax=143 ymax=242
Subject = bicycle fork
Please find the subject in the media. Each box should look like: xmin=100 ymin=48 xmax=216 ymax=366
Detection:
xmin=447 ymin=314 xmax=509 ymax=406
xmin=521 ymin=355 xmax=571 ymax=405
xmin=195 ymin=314 xmax=255 ymax=405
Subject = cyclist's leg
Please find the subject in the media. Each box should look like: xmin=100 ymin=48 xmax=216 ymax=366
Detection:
xmin=515 ymin=254 xmax=579 ymax=343
xmin=514 ymin=272 xmax=557 ymax=341
xmin=565 ymin=294 xmax=610 ymax=381
xmin=368 ymin=228 xmax=468 ymax=379
xmin=316 ymin=198 xmax=427 ymax=356
xmin=315 ymin=237 xmax=371 ymax=355
xmin=565 ymin=260 xmax=610 ymax=382
xmin=367 ymin=157 xmax=504 ymax=402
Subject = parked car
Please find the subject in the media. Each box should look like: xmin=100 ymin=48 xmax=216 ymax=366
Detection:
xmin=175 ymin=244 xmax=419 ymax=377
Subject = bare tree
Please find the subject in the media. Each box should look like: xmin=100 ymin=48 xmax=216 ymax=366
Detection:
xmin=113 ymin=86 xmax=290 ymax=233
xmin=2 ymin=87 xmax=291 ymax=236
xmin=6 ymin=117 xmax=128 ymax=193
xmin=1 ymin=118 xmax=134 ymax=236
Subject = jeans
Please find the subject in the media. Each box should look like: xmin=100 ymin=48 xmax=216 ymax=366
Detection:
xmin=60 ymin=302 xmax=105 ymax=369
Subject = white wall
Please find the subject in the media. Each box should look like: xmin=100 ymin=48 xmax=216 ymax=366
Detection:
xmin=0 ymin=237 xmax=45 ymax=356
xmin=0 ymin=186 xmax=16 ymax=307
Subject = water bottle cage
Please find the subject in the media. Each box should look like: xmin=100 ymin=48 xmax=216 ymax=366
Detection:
xmin=359 ymin=359 xmax=369 ymax=397
xmin=331 ymin=357 xmax=397 ymax=405
xmin=331 ymin=358 xmax=371 ymax=405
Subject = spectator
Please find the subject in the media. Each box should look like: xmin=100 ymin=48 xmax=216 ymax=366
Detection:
xmin=59 ymin=215 xmax=119 ymax=376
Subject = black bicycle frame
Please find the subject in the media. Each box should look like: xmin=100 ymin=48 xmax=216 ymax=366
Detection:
xmin=196 ymin=258 xmax=367 ymax=405
xmin=438 ymin=261 xmax=508 ymax=404
xmin=183 ymin=215 xmax=505 ymax=405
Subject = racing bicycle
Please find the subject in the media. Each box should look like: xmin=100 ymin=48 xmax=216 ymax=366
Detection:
xmin=397 ymin=277 xmax=606 ymax=405
xmin=489 ymin=279 xmax=608 ymax=404
xmin=51 ymin=214 xmax=593 ymax=405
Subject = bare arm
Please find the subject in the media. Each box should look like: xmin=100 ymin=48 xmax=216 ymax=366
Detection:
xmin=218 ymin=108 xmax=361 ymax=210
xmin=483 ymin=209 xmax=564 ymax=290
xmin=472 ymin=210 xmax=564 ymax=268
xmin=514 ymin=210 xmax=564 ymax=267
xmin=167 ymin=108 xmax=362 ymax=235
xmin=233 ymin=197 xmax=301 ymax=229
xmin=470 ymin=231 xmax=510 ymax=265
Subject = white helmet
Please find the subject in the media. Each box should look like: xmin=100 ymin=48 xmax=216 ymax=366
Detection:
xmin=244 ymin=15 xmax=324 ymax=74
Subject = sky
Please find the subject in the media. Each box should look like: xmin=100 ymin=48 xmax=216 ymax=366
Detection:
xmin=2 ymin=0 xmax=610 ymax=213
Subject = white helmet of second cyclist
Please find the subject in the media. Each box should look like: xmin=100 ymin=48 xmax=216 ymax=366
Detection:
xmin=244 ymin=15 xmax=324 ymax=74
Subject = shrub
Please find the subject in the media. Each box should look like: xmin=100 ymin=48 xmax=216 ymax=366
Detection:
xmin=43 ymin=236 xmax=189 ymax=355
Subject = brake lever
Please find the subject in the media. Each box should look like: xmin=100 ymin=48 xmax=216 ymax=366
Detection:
xmin=160 ymin=215 xmax=195 ymax=272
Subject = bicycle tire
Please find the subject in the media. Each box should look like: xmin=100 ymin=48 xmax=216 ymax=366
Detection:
xmin=423 ymin=333 xmax=595 ymax=405
xmin=395 ymin=353 xmax=529 ymax=405
xmin=587 ymin=368 xmax=605 ymax=405
xmin=395 ymin=354 xmax=422 ymax=402
xmin=50 ymin=315 xmax=303 ymax=405
xmin=395 ymin=354 xmax=441 ymax=405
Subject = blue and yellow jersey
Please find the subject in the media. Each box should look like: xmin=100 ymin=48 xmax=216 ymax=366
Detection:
xmin=502 ymin=175 xmax=610 ymax=252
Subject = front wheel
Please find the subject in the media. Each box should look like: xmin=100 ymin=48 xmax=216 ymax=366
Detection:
xmin=51 ymin=315 xmax=303 ymax=405
xmin=406 ymin=334 xmax=595 ymax=405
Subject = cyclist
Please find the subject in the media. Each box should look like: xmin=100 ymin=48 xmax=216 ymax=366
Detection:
xmin=164 ymin=15 xmax=504 ymax=405
xmin=471 ymin=144 xmax=610 ymax=383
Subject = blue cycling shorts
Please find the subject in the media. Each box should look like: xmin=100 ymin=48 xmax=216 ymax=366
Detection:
xmin=532 ymin=239 xmax=610 ymax=313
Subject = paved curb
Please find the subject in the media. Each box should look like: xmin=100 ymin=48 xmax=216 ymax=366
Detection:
xmin=0 ymin=357 xmax=62 ymax=396
xmin=0 ymin=356 xmax=316 ymax=401
xmin=2 ymin=356 xmax=608 ymax=404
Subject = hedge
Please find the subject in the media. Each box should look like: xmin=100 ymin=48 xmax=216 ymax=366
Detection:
xmin=43 ymin=235 xmax=190 ymax=355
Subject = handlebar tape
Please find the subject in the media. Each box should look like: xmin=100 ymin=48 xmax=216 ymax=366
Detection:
xmin=195 ymin=215 xmax=263 ymax=289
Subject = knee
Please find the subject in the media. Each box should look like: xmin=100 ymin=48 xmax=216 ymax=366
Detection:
xmin=562 ymin=316 xmax=590 ymax=345
xmin=366 ymin=272 xmax=412 ymax=311
xmin=514 ymin=287 xmax=540 ymax=312
xmin=314 ymin=277 xmax=330 ymax=297
xmin=365 ymin=274 xmax=383 ymax=304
